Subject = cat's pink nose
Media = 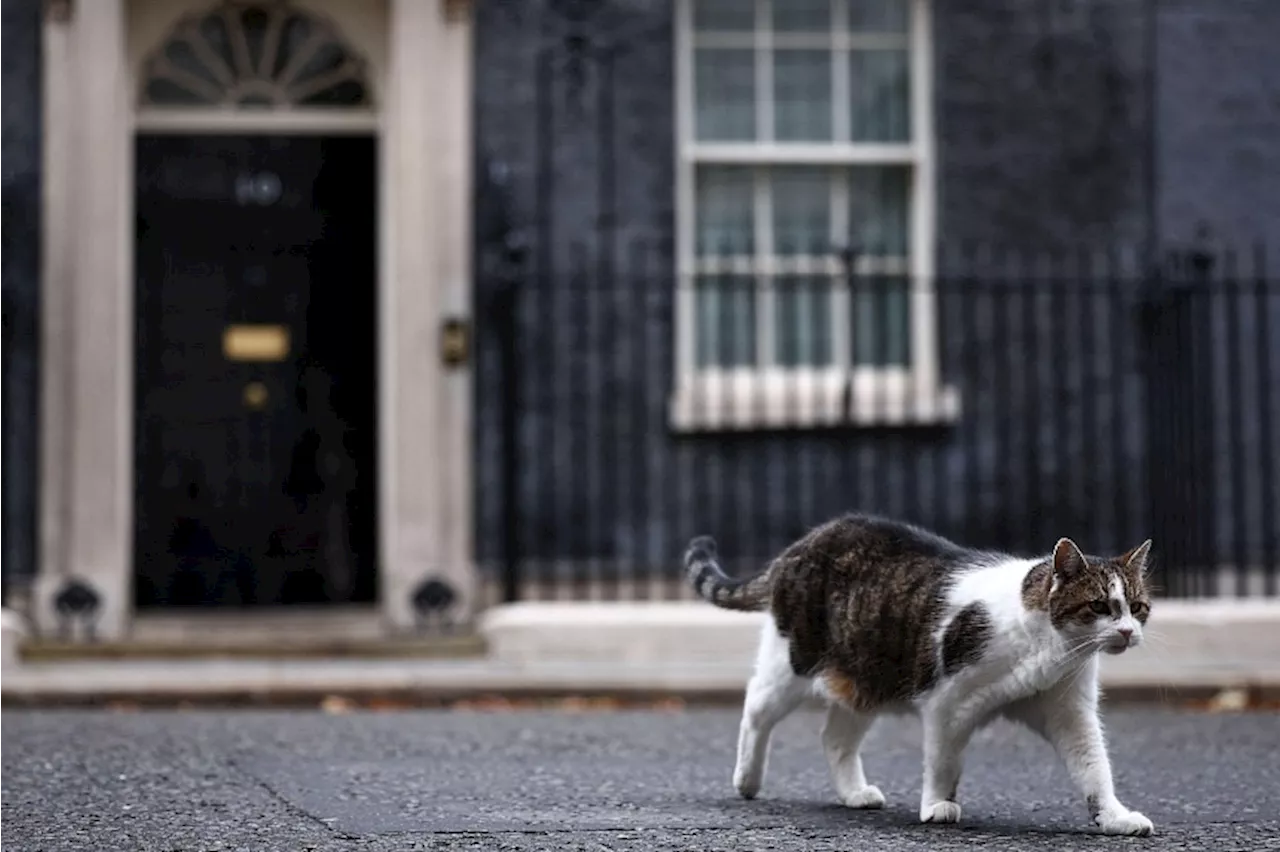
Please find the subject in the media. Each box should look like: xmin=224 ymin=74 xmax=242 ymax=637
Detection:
xmin=1118 ymin=628 xmax=1133 ymax=640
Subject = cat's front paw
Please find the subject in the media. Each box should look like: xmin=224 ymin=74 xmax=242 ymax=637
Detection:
xmin=733 ymin=765 xmax=761 ymax=800
xmin=840 ymin=785 xmax=885 ymax=809
xmin=1096 ymin=808 xmax=1154 ymax=837
xmin=920 ymin=800 xmax=962 ymax=824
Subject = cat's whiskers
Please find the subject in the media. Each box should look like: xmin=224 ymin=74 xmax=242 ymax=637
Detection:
xmin=1056 ymin=635 xmax=1101 ymax=666
xmin=1060 ymin=649 xmax=1099 ymax=693
xmin=1137 ymin=627 xmax=1184 ymax=653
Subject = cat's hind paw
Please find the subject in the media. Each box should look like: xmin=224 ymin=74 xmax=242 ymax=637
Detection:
xmin=1096 ymin=808 xmax=1154 ymax=837
xmin=839 ymin=785 xmax=885 ymax=809
xmin=919 ymin=800 xmax=962 ymax=824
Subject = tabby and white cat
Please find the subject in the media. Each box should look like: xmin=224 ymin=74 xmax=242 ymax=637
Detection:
xmin=685 ymin=513 xmax=1155 ymax=836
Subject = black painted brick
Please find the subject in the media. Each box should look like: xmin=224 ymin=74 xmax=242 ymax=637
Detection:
xmin=471 ymin=0 xmax=1280 ymax=587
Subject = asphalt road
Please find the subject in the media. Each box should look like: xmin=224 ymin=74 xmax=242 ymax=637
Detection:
xmin=3 ymin=705 xmax=1278 ymax=851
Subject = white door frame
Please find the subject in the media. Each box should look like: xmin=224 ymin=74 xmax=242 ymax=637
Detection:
xmin=34 ymin=0 xmax=476 ymax=641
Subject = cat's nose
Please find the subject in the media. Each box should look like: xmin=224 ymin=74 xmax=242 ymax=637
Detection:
xmin=1117 ymin=627 xmax=1134 ymax=640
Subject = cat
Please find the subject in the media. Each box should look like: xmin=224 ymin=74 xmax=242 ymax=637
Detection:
xmin=685 ymin=513 xmax=1155 ymax=836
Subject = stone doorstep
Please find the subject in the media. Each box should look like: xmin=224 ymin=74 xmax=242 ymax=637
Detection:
xmin=9 ymin=605 xmax=488 ymax=661
xmin=477 ymin=599 xmax=1280 ymax=687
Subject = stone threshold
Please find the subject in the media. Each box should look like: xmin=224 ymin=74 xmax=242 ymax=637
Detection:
xmin=16 ymin=605 xmax=484 ymax=661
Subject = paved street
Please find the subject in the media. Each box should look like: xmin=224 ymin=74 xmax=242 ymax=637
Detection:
xmin=3 ymin=705 xmax=1278 ymax=851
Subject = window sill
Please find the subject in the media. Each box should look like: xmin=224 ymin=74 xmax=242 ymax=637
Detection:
xmin=668 ymin=369 xmax=961 ymax=433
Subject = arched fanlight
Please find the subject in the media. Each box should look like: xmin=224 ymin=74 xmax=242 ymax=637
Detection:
xmin=140 ymin=0 xmax=371 ymax=108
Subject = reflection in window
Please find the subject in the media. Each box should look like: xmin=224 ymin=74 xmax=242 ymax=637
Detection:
xmin=140 ymin=0 xmax=371 ymax=108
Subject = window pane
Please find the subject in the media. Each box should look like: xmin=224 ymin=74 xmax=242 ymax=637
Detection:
xmin=774 ymin=50 xmax=833 ymax=141
xmin=694 ymin=0 xmax=755 ymax=32
xmin=850 ymin=275 xmax=910 ymax=365
xmin=696 ymin=276 xmax=757 ymax=367
xmin=695 ymin=49 xmax=756 ymax=141
xmin=696 ymin=166 xmax=754 ymax=256
xmin=772 ymin=167 xmax=830 ymax=255
xmin=197 ymin=14 xmax=235 ymax=69
xmin=848 ymin=166 xmax=909 ymax=256
xmin=162 ymin=40 xmax=224 ymax=90
xmin=848 ymin=0 xmax=909 ymax=33
xmin=241 ymin=6 xmax=270 ymax=70
xmin=776 ymin=276 xmax=833 ymax=366
xmin=773 ymin=0 xmax=830 ymax=32
xmin=145 ymin=78 xmax=207 ymax=105
xmin=849 ymin=49 xmax=910 ymax=141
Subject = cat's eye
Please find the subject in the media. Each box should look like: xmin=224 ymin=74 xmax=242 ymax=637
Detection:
xmin=1131 ymin=602 xmax=1148 ymax=616
xmin=1089 ymin=600 xmax=1112 ymax=616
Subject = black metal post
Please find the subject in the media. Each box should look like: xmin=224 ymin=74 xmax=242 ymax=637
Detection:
xmin=496 ymin=269 xmax=522 ymax=604
xmin=0 ymin=295 xmax=10 ymax=606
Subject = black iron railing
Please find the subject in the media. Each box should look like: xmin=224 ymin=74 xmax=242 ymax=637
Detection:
xmin=0 ymin=294 xmax=11 ymax=611
xmin=477 ymin=244 xmax=1279 ymax=602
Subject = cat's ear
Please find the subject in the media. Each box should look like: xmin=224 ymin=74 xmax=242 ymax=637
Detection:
xmin=1119 ymin=539 xmax=1153 ymax=576
xmin=1052 ymin=537 xmax=1088 ymax=579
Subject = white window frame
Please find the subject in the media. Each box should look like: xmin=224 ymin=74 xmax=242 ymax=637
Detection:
xmin=671 ymin=0 xmax=958 ymax=431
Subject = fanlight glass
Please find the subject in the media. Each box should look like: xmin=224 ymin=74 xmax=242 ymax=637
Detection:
xmin=141 ymin=0 xmax=371 ymax=108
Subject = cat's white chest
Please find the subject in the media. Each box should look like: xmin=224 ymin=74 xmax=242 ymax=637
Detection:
xmin=951 ymin=632 xmax=1076 ymax=708
xmin=1013 ymin=647 xmax=1078 ymax=695
xmin=942 ymin=563 xmax=1087 ymax=702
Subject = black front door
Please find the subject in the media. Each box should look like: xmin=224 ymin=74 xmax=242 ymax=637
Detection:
xmin=134 ymin=135 xmax=377 ymax=608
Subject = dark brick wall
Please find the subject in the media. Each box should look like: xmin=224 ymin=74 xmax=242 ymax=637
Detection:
xmin=1155 ymin=0 xmax=1280 ymax=575
xmin=472 ymin=0 xmax=1280 ymax=588
xmin=1158 ymin=0 xmax=1280 ymax=246
xmin=935 ymin=0 xmax=1150 ymax=248
xmin=2 ymin=0 xmax=41 ymax=595
xmin=473 ymin=0 xmax=682 ymax=573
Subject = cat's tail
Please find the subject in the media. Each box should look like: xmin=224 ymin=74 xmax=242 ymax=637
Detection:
xmin=684 ymin=535 xmax=771 ymax=612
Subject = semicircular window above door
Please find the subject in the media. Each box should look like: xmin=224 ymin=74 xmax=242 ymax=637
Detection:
xmin=139 ymin=0 xmax=373 ymax=109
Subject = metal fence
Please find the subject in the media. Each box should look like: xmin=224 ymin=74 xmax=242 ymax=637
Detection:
xmin=477 ymin=244 xmax=1279 ymax=603
xmin=0 ymin=294 xmax=11 ymax=611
